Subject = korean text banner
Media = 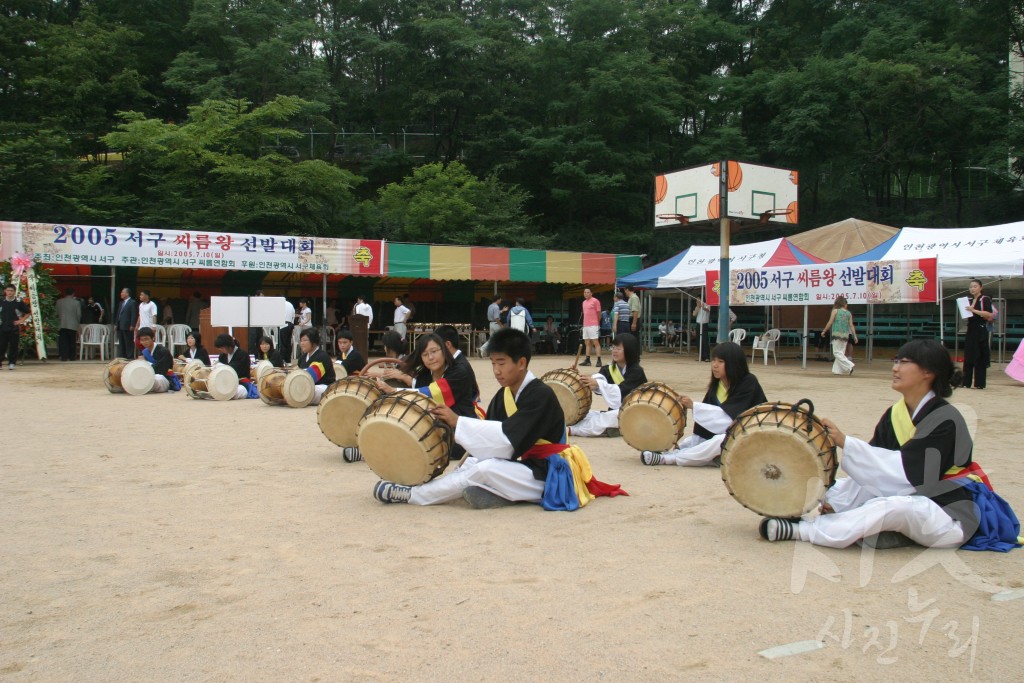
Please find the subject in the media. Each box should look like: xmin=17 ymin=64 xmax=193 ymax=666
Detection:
xmin=705 ymin=258 xmax=937 ymax=306
xmin=3 ymin=222 xmax=384 ymax=276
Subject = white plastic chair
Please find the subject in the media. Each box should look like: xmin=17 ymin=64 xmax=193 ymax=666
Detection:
xmin=729 ymin=328 xmax=747 ymax=345
xmin=168 ymin=324 xmax=191 ymax=356
xmin=79 ymin=324 xmax=108 ymax=361
xmin=105 ymin=324 xmax=117 ymax=358
xmin=153 ymin=325 xmax=168 ymax=347
xmin=321 ymin=325 xmax=336 ymax=352
xmin=751 ymin=329 xmax=780 ymax=365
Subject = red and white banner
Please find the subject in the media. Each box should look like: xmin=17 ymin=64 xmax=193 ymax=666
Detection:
xmin=0 ymin=221 xmax=384 ymax=276
xmin=705 ymin=258 xmax=938 ymax=306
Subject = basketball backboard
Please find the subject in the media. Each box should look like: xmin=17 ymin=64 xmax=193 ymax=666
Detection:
xmin=654 ymin=161 xmax=799 ymax=229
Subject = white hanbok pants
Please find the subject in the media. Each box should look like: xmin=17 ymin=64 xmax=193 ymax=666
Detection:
xmin=309 ymin=384 xmax=328 ymax=406
xmin=150 ymin=375 xmax=170 ymax=393
xmin=409 ymin=456 xmax=544 ymax=506
xmin=798 ymin=439 xmax=964 ymax=549
xmin=570 ymin=409 xmax=618 ymax=437
xmin=657 ymin=433 xmax=726 ymax=466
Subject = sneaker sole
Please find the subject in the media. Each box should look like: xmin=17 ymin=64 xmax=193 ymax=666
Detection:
xmin=463 ymin=486 xmax=516 ymax=509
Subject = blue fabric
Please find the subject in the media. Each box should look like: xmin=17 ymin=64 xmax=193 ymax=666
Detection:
xmin=541 ymin=455 xmax=579 ymax=512
xmin=168 ymin=374 xmax=182 ymax=392
xmin=617 ymin=248 xmax=690 ymax=289
xmin=142 ymin=347 xmax=155 ymax=363
xmin=960 ymin=480 xmax=1022 ymax=552
xmin=245 ymin=382 xmax=259 ymax=399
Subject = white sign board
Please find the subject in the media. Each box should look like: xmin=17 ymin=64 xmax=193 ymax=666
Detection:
xmin=211 ymin=296 xmax=288 ymax=327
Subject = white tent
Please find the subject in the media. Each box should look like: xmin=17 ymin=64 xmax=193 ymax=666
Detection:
xmin=859 ymin=221 xmax=1024 ymax=278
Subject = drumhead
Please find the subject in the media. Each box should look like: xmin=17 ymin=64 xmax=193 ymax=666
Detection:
xmin=121 ymin=360 xmax=155 ymax=396
xmin=104 ymin=358 xmax=130 ymax=393
xmin=620 ymin=403 xmax=682 ymax=452
xmin=358 ymin=393 xmax=450 ymax=486
xmin=252 ymin=360 xmax=274 ymax=383
xmin=720 ymin=404 xmax=835 ymax=517
xmin=317 ymin=378 xmax=381 ymax=447
xmin=283 ymin=371 xmax=315 ymax=408
xmin=207 ymin=365 xmax=240 ymax=401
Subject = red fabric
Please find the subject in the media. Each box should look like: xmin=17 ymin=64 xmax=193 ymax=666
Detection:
xmin=586 ymin=478 xmax=628 ymax=498
xmin=436 ymin=378 xmax=456 ymax=408
xmin=522 ymin=443 xmax=570 ymax=459
xmin=942 ymin=462 xmax=993 ymax=491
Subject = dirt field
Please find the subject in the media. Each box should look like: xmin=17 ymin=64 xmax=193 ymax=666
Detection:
xmin=1 ymin=348 xmax=1022 ymax=681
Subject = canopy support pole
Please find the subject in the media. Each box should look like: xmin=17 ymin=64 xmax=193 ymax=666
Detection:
xmin=801 ymin=304 xmax=808 ymax=369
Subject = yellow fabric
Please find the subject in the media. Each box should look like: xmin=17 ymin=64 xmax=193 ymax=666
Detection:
xmin=942 ymin=465 xmax=985 ymax=484
xmin=504 ymin=386 xmax=517 ymax=416
xmin=609 ymin=364 xmax=624 ymax=384
xmin=891 ymin=399 xmax=916 ymax=446
xmin=716 ymin=382 xmax=728 ymax=404
xmin=560 ymin=445 xmax=597 ymax=508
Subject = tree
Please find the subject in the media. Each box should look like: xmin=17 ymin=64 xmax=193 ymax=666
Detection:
xmin=373 ymin=161 xmax=545 ymax=247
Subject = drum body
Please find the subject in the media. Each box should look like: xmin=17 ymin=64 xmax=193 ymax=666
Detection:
xmin=258 ymin=369 xmax=315 ymax=408
xmin=720 ymin=401 xmax=839 ymax=518
xmin=358 ymin=392 xmax=452 ymax=485
xmin=251 ymin=360 xmax=274 ymax=383
xmin=174 ymin=358 xmax=203 ymax=381
xmin=104 ymin=358 xmax=130 ymax=393
xmin=185 ymin=364 xmax=239 ymax=400
xmin=120 ymin=360 xmax=156 ymax=396
xmin=317 ymin=377 xmax=382 ymax=447
xmin=540 ymin=369 xmax=592 ymax=426
xmin=619 ymin=382 xmax=687 ymax=452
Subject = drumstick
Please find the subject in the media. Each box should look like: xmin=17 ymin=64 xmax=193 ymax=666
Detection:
xmin=571 ymin=343 xmax=584 ymax=371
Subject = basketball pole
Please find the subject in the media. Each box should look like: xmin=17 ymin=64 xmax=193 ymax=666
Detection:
xmin=717 ymin=160 xmax=731 ymax=344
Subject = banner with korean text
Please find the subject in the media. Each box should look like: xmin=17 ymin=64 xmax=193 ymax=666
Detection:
xmin=0 ymin=222 xmax=384 ymax=276
xmin=705 ymin=258 xmax=938 ymax=306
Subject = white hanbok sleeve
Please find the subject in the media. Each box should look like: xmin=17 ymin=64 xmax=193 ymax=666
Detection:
xmin=840 ymin=436 xmax=915 ymax=497
xmin=592 ymin=374 xmax=624 ymax=410
xmin=692 ymin=402 xmax=733 ymax=434
xmin=454 ymin=417 xmax=515 ymax=461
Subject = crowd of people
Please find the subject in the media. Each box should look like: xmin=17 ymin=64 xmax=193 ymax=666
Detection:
xmin=7 ymin=274 xmax=1020 ymax=553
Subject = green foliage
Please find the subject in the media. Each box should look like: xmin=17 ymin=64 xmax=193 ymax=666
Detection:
xmin=373 ymin=162 xmax=546 ymax=248
xmin=0 ymin=0 xmax=1016 ymax=248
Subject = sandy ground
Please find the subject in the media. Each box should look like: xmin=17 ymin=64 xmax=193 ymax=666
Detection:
xmin=1 ymin=345 xmax=1022 ymax=682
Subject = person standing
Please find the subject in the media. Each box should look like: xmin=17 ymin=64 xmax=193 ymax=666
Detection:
xmin=393 ymin=295 xmax=412 ymax=341
xmin=115 ymin=288 xmax=139 ymax=359
xmin=56 ymin=288 xmax=82 ymax=361
xmin=0 ymin=284 xmax=31 ymax=370
xmin=822 ymin=296 xmax=858 ymax=376
xmin=185 ymin=291 xmax=202 ymax=331
xmin=86 ymin=296 xmax=104 ymax=324
xmin=612 ymin=291 xmax=631 ymax=335
xmin=507 ymin=298 xmax=534 ymax=335
xmin=693 ymin=297 xmax=710 ymax=361
xmin=137 ymin=290 xmax=157 ymax=347
xmin=580 ymin=288 xmax=602 ymax=367
xmin=962 ymin=278 xmax=994 ymax=389
xmin=280 ymin=297 xmax=295 ymax=364
xmin=353 ymin=295 xmax=374 ymax=327
xmin=480 ymin=294 xmax=507 ymax=357
xmin=624 ymin=285 xmax=641 ymax=334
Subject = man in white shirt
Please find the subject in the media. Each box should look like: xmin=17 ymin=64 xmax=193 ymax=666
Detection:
xmin=138 ymin=290 xmax=157 ymax=332
xmin=280 ymin=298 xmax=295 ymax=364
xmin=393 ymin=296 xmax=411 ymax=340
xmin=354 ymin=295 xmax=374 ymax=327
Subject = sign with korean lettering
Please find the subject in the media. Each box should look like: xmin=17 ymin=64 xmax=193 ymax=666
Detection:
xmin=705 ymin=258 xmax=937 ymax=306
xmin=8 ymin=222 xmax=384 ymax=276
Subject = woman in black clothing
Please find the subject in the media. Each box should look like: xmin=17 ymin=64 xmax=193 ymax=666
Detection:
xmin=178 ymin=330 xmax=211 ymax=365
xmin=962 ymin=278 xmax=994 ymax=389
xmin=255 ymin=335 xmax=284 ymax=368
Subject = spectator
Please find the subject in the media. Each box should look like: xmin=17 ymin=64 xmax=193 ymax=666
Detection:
xmin=56 ymin=288 xmax=81 ymax=361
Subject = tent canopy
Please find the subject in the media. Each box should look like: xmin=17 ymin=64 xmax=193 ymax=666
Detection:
xmin=787 ymin=218 xmax=899 ymax=263
xmin=845 ymin=221 xmax=1024 ymax=278
xmin=618 ymin=238 xmax=822 ymax=289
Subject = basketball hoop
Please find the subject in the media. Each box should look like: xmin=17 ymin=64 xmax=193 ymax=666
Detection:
xmin=656 ymin=213 xmax=690 ymax=225
xmin=758 ymin=208 xmax=791 ymax=224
